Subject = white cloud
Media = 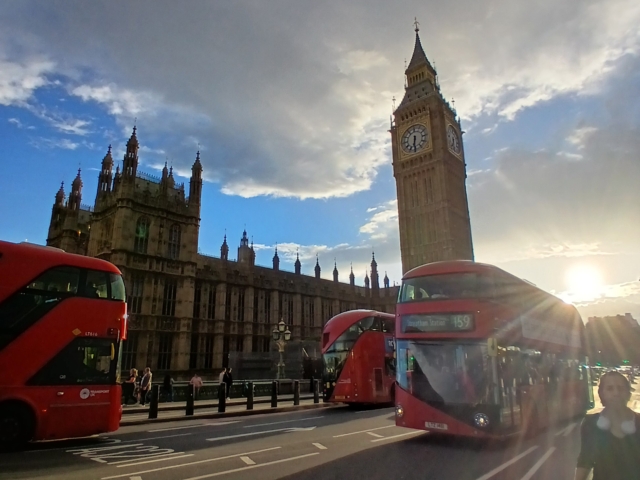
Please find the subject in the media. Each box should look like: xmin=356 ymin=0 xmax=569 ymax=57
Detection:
xmin=359 ymin=200 xmax=398 ymax=240
xmin=30 ymin=137 xmax=79 ymax=150
xmin=0 ymin=57 xmax=54 ymax=106
xmin=567 ymin=126 xmax=597 ymax=148
xmin=71 ymin=84 xmax=151 ymax=118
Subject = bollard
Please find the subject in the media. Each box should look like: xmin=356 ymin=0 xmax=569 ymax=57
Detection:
xmin=186 ymin=384 xmax=195 ymax=416
xmin=313 ymin=379 xmax=320 ymax=404
xmin=293 ymin=380 xmax=300 ymax=406
xmin=148 ymin=384 xmax=159 ymax=419
xmin=247 ymin=381 xmax=254 ymax=410
xmin=310 ymin=376 xmax=315 ymax=393
xmin=218 ymin=383 xmax=226 ymax=413
xmin=271 ymin=381 xmax=278 ymax=408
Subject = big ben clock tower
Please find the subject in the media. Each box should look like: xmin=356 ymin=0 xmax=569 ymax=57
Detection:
xmin=391 ymin=21 xmax=474 ymax=274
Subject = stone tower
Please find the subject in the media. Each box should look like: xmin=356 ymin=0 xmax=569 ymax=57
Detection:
xmin=391 ymin=23 xmax=474 ymax=274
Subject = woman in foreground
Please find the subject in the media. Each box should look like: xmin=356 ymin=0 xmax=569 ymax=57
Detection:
xmin=574 ymin=370 xmax=640 ymax=480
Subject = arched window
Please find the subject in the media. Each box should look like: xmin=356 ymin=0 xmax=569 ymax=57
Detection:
xmin=168 ymin=224 xmax=181 ymax=259
xmin=134 ymin=217 xmax=150 ymax=254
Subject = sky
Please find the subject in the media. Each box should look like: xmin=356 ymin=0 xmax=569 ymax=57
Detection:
xmin=1 ymin=0 xmax=639 ymax=321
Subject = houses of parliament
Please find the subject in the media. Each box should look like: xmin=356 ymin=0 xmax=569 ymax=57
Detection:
xmin=45 ymin=27 xmax=473 ymax=378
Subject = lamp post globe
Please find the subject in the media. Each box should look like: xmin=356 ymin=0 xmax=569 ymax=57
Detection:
xmin=278 ymin=320 xmax=286 ymax=333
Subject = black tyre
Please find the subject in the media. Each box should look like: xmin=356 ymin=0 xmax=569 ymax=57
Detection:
xmin=0 ymin=403 xmax=35 ymax=450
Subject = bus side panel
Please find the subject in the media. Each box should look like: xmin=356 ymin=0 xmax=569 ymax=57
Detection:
xmin=38 ymin=385 xmax=121 ymax=440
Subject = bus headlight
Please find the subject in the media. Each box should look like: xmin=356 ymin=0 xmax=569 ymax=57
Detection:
xmin=395 ymin=405 xmax=404 ymax=418
xmin=474 ymin=413 xmax=489 ymax=428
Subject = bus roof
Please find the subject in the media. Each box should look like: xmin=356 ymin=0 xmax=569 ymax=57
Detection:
xmin=322 ymin=309 xmax=394 ymax=350
xmin=403 ymin=260 xmax=501 ymax=279
xmin=0 ymin=240 xmax=122 ymax=301
xmin=402 ymin=260 xmax=571 ymax=307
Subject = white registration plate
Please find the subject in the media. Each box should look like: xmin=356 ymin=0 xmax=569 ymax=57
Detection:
xmin=425 ymin=422 xmax=448 ymax=431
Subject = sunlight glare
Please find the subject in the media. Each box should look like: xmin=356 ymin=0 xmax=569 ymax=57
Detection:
xmin=564 ymin=264 xmax=603 ymax=302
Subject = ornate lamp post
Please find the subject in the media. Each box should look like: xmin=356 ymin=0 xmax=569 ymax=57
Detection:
xmin=272 ymin=318 xmax=291 ymax=380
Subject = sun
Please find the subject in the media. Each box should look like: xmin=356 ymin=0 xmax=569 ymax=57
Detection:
xmin=564 ymin=264 xmax=603 ymax=302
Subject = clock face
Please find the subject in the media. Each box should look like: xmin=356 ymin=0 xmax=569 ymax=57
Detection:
xmin=401 ymin=124 xmax=428 ymax=154
xmin=447 ymin=125 xmax=461 ymax=154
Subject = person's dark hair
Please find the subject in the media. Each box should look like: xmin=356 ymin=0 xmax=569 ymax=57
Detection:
xmin=598 ymin=370 xmax=632 ymax=405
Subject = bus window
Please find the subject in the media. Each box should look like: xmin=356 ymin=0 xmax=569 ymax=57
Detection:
xmin=109 ymin=273 xmax=126 ymax=301
xmin=0 ymin=267 xmax=81 ymax=349
xmin=84 ymin=270 xmax=109 ymax=299
xmin=26 ymin=266 xmax=80 ymax=294
xmin=382 ymin=318 xmax=394 ymax=333
xmin=398 ymin=273 xmax=496 ymax=303
xmin=358 ymin=316 xmax=381 ymax=332
xmin=28 ymin=337 xmax=120 ymax=386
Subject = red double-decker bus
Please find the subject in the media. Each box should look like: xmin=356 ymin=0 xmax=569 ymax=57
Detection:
xmin=0 ymin=241 xmax=127 ymax=448
xmin=322 ymin=310 xmax=396 ymax=405
xmin=395 ymin=260 xmax=594 ymax=438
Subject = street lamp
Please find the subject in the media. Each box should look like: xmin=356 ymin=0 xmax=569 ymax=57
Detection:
xmin=272 ymin=318 xmax=291 ymax=380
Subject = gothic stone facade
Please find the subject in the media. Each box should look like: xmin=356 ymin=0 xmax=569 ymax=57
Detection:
xmin=391 ymin=27 xmax=474 ymax=274
xmin=47 ymin=128 xmax=397 ymax=379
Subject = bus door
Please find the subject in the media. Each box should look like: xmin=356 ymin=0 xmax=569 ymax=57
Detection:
xmin=28 ymin=337 xmax=119 ymax=438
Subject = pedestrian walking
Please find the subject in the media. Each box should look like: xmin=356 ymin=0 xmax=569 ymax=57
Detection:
xmin=122 ymin=368 xmax=138 ymax=405
xmin=190 ymin=373 xmax=203 ymax=399
xmin=224 ymin=367 xmax=233 ymax=400
xmin=574 ymin=370 xmax=640 ymax=480
xmin=139 ymin=367 xmax=152 ymax=406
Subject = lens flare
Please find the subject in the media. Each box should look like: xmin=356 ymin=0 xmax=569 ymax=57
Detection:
xmin=564 ymin=264 xmax=603 ymax=302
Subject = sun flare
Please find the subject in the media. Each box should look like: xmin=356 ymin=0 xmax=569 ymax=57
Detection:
xmin=564 ymin=264 xmax=603 ymax=302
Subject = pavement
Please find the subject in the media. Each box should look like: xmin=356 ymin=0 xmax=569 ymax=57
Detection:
xmin=120 ymin=395 xmax=320 ymax=426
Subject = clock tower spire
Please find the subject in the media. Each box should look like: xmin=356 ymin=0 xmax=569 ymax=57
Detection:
xmin=391 ymin=21 xmax=474 ymax=274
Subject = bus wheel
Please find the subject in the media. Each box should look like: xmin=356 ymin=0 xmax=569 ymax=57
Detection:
xmin=0 ymin=403 xmax=35 ymax=450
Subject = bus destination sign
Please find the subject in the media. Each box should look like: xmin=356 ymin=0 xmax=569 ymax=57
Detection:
xmin=401 ymin=313 xmax=474 ymax=333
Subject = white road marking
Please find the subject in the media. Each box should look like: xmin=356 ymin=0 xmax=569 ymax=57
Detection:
xmin=243 ymin=417 xmax=323 ymax=428
xmin=474 ymin=446 xmax=539 ymax=480
xmin=207 ymin=426 xmax=316 ymax=442
xmin=118 ymin=433 xmax=193 ymax=442
xmin=555 ymin=422 xmax=578 ymax=437
xmin=101 ymin=447 xmax=281 ymax=479
xmin=371 ymin=431 xmax=424 ymax=442
xmin=116 ymin=454 xmax=194 ymax=468
xmin=519 ymin=447 xmax=556 ymax=480
xmin=181 ymin=452 xmax=321 ymax=480
xmin=83 ymin=445 xmax=176 ymax=463
xmin=312 ymin=443 xmax=327 ymax=450
xmin=333 ymin=425 xmax=396 ymax=437
xmin=68 ymin=443 xmax=144 ymax=454
xmin=367 ymin=432 xmax=384 ymax=438
xmin=107 ymin=451 xmax=186 ymax=465
xmin=240 ymin=456 xmax=255 ymax=465
xmin=148 ymin=421 xmax=240 ymax=432
xmin=130 ymin=477 xmax=142 ymax=480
